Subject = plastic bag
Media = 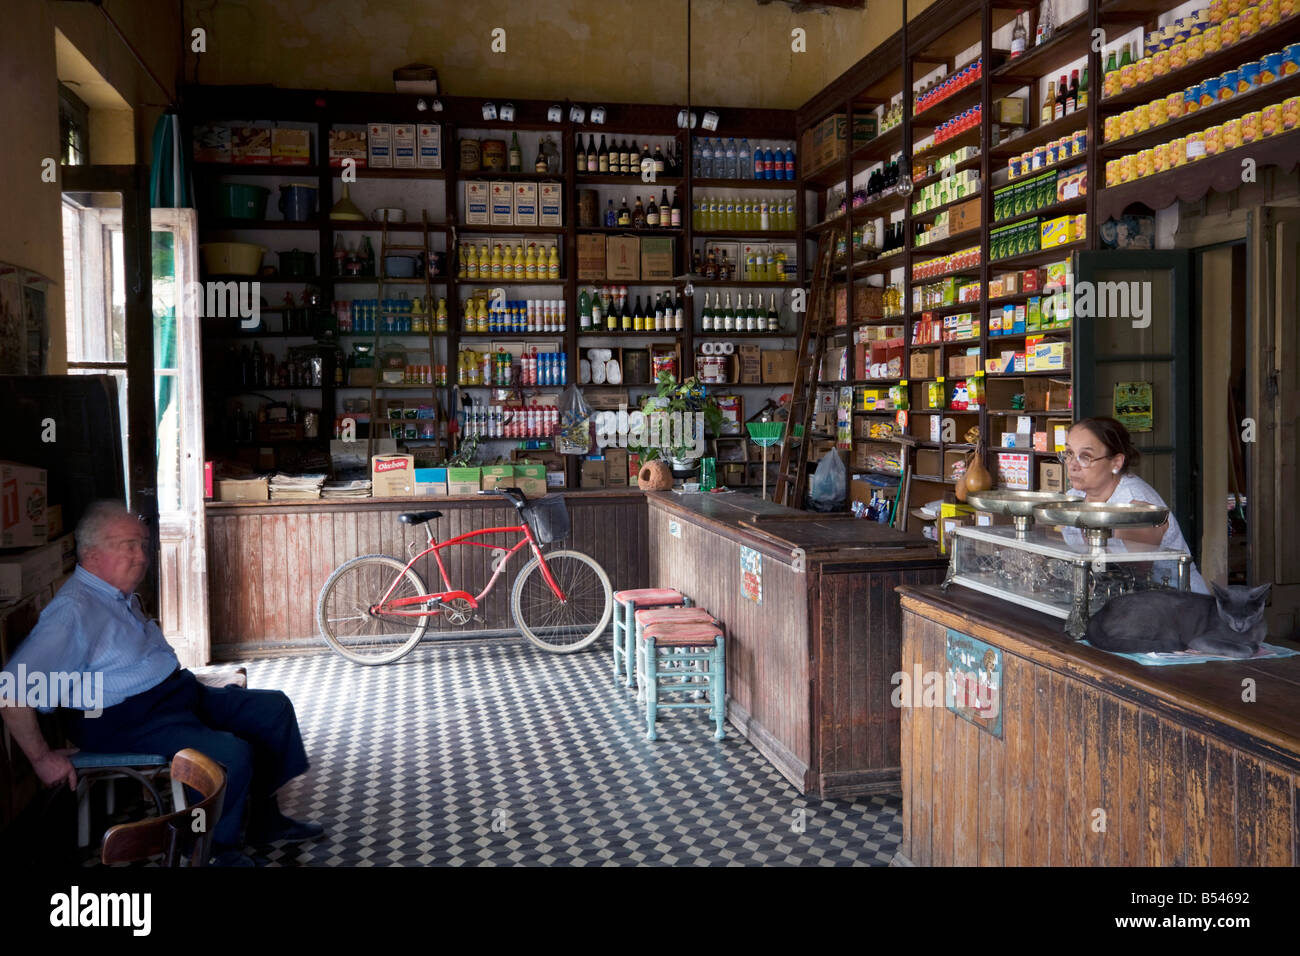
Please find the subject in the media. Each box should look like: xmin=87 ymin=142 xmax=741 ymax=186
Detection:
xmin=558 ymin=384 xmax=594 ymax=455
xmin=807 ymin=449 xmax=846 ymax=512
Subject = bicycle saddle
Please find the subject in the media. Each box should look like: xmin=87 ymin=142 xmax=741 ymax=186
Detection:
xmin=398 ymin=510 xmax=443 ymax=525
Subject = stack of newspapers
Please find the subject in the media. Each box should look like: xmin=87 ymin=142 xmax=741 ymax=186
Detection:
xmin=269 ymin=473 xmax=327 ymax=500
xmin=321 ymin=479 xmax=372 ymax=499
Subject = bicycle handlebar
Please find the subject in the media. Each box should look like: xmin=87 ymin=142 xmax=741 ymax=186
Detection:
xmin=478 ymin=487 xmax=529 ymax=507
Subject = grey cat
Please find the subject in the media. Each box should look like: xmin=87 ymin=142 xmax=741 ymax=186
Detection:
xmin=1085 ymin=583 xmax=1271 ymax=659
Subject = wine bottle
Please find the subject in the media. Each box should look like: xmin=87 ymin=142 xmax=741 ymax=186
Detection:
xmin=654 ymin=143 xmax=665 ymax=173
xmin=1055 ymin=75 xmax=1068 ymax=120
xmin=670 ymin=189 xmax=682 ymax=228
xmin=1078 ymin=66 xmax=1088 ymax=110
xmin=661 ymin=188 xmax=672 ymax=228
xmin=598 ymin=135 xmax=609 ymax=174
xmin=646 ymin=193 xmax=659 ymax=228
xmin=535 ymin=141 xmax=547 ymax=173
xmin=632 ymin=196 xmax=646 ymax=229
xmin=618 ymin=196 xmax=631 ymax=227
xmin=586 ymin=135 xmax=598 ymax=172
xmin=509 ymin=131 xmax=522 ymax=172
xmin=1042 ymin=81 xmax=1056 ymax=125
xmin=619 ymin=139 xmax=631 ymax=175
xmin=1118 ymin=43 xmax=1132 ymax=69
xmin=674 ymin=293 xmax=684 ymax=332
xmin=702 ymin=292 xmax=713 ymax=332
xmin=1068 ymin=69 xmax=1080 ymax=114
xmin=767 ymin=292 xmax=779 ymax=332
xmin=1105 ymin=49 xmax=1117 ymax=74
xmin=630 ymin=141 xmax=641 ymax=175
xmin=745 ymin=292 xmax=757 ymax=331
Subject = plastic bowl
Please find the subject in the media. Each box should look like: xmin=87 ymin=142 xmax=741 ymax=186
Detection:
xmin=201 ymin=242 xmax=265 ymax=275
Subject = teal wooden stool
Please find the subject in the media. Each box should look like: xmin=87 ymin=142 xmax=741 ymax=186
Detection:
xmin=637 ymin=621 xmax=726 ymax=741
xmin=632 ymin=606 xmax=718 ymax=695
xmin=612 ymin=588 xmax=688 ymax=687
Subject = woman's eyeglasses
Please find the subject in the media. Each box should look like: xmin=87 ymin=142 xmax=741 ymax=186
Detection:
xmin=1057 ymin=449 xmax=1114 ymax=467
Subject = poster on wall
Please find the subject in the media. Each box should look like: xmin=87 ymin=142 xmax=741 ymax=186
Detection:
xmin=0 ymin=264 xmax=51 ymax=375
xmin=739 ymin=545 xmax=762 ymax=604
xmin=1113 ymin=381 xmax=1153 ymax=433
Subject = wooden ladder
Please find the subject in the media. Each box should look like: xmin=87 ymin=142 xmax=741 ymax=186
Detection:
xmin=774 ymin=224 xmax=841 ymax=509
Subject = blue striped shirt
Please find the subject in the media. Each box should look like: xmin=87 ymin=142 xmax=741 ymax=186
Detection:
xmin=1 ymin=565 xmax=179 ymax=710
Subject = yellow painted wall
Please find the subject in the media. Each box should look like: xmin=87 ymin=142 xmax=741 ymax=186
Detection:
xmin=183 ymin=0 xmax=930 ymax=110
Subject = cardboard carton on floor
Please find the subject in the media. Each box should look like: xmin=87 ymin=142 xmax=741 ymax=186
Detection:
xmin=371 ymin=454 xmax=416 ymax=497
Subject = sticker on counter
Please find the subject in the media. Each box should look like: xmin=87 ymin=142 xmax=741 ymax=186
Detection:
xmin=668 ymin=519 xmax=681 ymax=539
xmin=945 ymin=628 xmax=1002 ymax=738
xmin=740 ymin=546 xmax=762 ymax=604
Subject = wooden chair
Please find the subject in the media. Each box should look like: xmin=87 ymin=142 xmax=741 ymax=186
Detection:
xmin=100 ymin=749 xmax=226 ymax=867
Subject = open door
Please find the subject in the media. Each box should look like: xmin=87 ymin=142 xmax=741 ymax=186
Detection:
xmin=1248 ymin=206 xmax=1300 ymax=638
xmin=1073 ymin=249 xmax=1196 ymax=559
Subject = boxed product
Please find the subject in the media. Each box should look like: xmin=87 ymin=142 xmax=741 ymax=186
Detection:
xmin=367 ymin=122 xmax=392 ymax=168
xmin=578 ymin=234 xmax=606 ymax=280
xmin=580 ymin=458 xmax=607 ymax=489
xmin=446 ymin=467 xmax=483 ymax=496
xmin=414 ymin=467 xmax=448 ymax=497
xmin=640 ymin=237 xmax=675 ymax=280
xmin=271 ymin=127 xmax=311 ymax=165
xmin=606 ymin=236 xmax=641 ymax=280
xmin=231 ymin=125 xmax=272 ymax=164
xmin=604 ymin=449 xmax=629 ymax=487
xmin=417 ymin=123 xmax=442 ymax=169
xmin=0 ymin=462 xmax=47 ymax=548
xmin=539 ymin=181 xmax=563 ymax=226
xmin=372 ymin=453 xmax=416 ymax=496
xmin=910 ymin=350 xmax=934 ymax=378
xmin=215 ymin=477 xmax=269 ymax=502
xmin=0 ymin=536 xmax=70 ymax=603
xmin=995 ymin=452 xmax=1032 ymax=490
xmin=514 ymin=182 xmax=539 ymax=226
xmin=192 ymin=124 xmax=232 ymax=163
xmin=328 ymin=127 xmax=368 ymax=167
xmin=949 ymin=197 xmax=983 ymax=235
xmin=464 ymin=181 xmax=490 ymax=224
xmin=739 ymin=344 xmax=762 ymax=384
xmin=994 ymin=96 xmax=1027 ymax=125
xmin=490 ymin=181 xmax=514 ymax=225
xmin=480 ymin=464 xmax=516 ymax=491
xmin=762 ymin=350 xmax=797 ymax=383
xmin=513 ymin=463 xmax=547 ymax=499
xmin=1039 ymin=460 xmax=1066 ymax=493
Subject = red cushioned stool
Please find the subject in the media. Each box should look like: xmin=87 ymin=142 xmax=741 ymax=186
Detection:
xmin=636 ymin=620 xmax=726 ymax=741
xmin=612 ymin=587 xmax=689 ymax=688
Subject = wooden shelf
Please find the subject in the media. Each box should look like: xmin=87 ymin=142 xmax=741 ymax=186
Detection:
xmin=911 ymin=190 xmax=983 ymax=224
xmin=351 ymin=167 xmax=447 ymax=180
xmin=194 ymin=163 xmax=322 ymax=176
xmin=577 ymin=226 xmax=684 ymax=235
xmin=911 ymin=225 xmax=983 ymax=256
xmin=852 ymin=123 xmax=907 ymax=167
xmin=988 ymin=110 xmax=1087 ymax=159
xmin=991 ymin=13 xmax=1093 ymax=88
xmin=455 ymin=224 xmax=566 ymax=234
xmin=574 ymin=174 xmax=684 ymax=186
xmin=692 ymin=178 xmax=796 ymax=190
xmin=912 ymin=152 xmax=983 ymax=190
xmin=989 ymin=239 xmax=1085 ymax=269
xmin=912 ymin=82 xmax=984 ymax=128
xmin=693 ymin=230 xmax=798 ymax=239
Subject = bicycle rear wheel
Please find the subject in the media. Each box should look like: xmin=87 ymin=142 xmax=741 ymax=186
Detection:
xmin=317 ymin=554 xmax=429 ymax=664
xmin=510 ymin=549 xmax=613 ymax=653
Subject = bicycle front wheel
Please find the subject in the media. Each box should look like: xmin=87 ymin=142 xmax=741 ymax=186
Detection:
xmin=510 ymin=549 xmax=613 ymax=653
xmin=317 ymin=554 xmax=429 ymax=665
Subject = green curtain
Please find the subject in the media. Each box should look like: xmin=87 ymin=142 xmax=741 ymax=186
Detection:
xmin=149 ymin=113 xmax=190 ymax=462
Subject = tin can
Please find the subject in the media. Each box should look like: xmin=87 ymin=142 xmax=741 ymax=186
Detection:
xmin=1132 ymin=102 xmax=1151 ymax=131
xmin=1119 ymin=109 xmax=1135 ymax=137
xmin=1120 ymin=153 xmax=1136 ymax=182
xmin=1205 ymin=125 xmax=1223 ymax=155
xmin=1203 ymin=24 xmax=1221 ymax=52
xmin=1104 ymin=114 xmax=1120 ymax=141
xmin=1104 ymin=70 xmax=1121 ymax=98
xmin=1240 ymin=5 xmax=1259 ymax=36
xmin=1150 ymin=96 xmax=1169 ymax=126
xmin=1220 ymin=69 xmax=1238 ymax=99
xmin=1170 ymin=41 xmax=1188 ymax=71
xmin=480 ymin=138 xmax=507 ymax=171
xmin=1241 ymin=110 xmax=1262 ymax=142
xmin=1209 ymin=0 xmax=1226 ymax=20
xmin=1186 ymin=33 xmax=1204 ymax=62
xmin=1285 ymin=43 xmax=1300 ymax=77
xmin=1136 ymin=57 xmax=1154 ymax=85
xmin=1167 ymin=90 xmax=1186 ymax=118
xmin=1152 ymin=49 xmax=1171 ymax=78
xmin=1135 ymin=148 xmax=1153 ymax=178
xmin=1240 ymin=61 xmax=1262 ymax=91
xmin=1169 ymin=137 xmax=1187 ymax=166
xmin=459 ymin=138 xmax=482 ymax=171
xmin=1222 ymin=117 xmax=1243 ymax=148
xmin=1106 ymin=159 xmax=1121 ymax=187
xmin=1262 ymin=53 xmax=1283 ymax=84
xmin=1121 ymin=62 xmax=1137 ymax=91
xmin=1200 ymin=76 xmax=1221 ymax=106
xmin=1283 ymin=97 xmax=1300 ymax=130
xmin=1259 ymin=0 xmax=1278 ymax=27
xmin=1283 ymin=0 xmax=1297 ymax=16
xmin=1184 ymin=84 xmax=1202 ymax=113
xmin=1186 ymin=130 xmax=1206 ymax=160
xmin=1261 ymin=104 xmax=1281 ymax=136
xmin=1225 ymin=0 xmax=1242 ymax=13
xmin=1220 ymin=17 xmax=1239 ymax=45
xmin=1149 ymin=143 xmax=1165 ymax=173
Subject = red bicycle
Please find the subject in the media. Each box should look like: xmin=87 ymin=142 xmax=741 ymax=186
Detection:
xmin=316 ymin=488 xmax=613 ymax=664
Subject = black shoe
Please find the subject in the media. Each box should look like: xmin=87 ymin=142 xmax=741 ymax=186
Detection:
xmin=248 ymin=814 xmax=324 ymax=844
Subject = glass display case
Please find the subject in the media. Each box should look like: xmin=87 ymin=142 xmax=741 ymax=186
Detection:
xmin=941 ymin=525 xmax=1191 ymax=639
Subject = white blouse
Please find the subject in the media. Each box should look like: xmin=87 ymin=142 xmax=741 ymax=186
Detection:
xmin=1064 ymin=472 xmax=1209 ymax=594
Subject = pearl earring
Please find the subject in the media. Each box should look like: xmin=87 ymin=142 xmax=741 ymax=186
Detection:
xmin=1111 ymin=467 xmax=1119 ymax=474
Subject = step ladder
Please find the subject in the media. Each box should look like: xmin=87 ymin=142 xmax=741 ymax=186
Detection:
xmin=773 ymin=224 xmax=841 ymax=509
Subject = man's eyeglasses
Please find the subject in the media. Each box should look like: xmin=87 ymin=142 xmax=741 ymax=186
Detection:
xmin=1057 ymin=449 xmax=1114 ymax=468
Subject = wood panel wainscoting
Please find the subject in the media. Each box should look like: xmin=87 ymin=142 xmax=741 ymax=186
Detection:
xmin=647 ymin=493 xmax=946 ymax=799
xmin=204 ymin=491 xmax=648 ymax=659
xmin=898 ymin=586 xmax=1300 ymax=867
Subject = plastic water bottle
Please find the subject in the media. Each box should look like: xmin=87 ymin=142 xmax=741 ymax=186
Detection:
xmin=701 ymin=138 xmax=713 ymax=178
xmin=754 ymin=143 xmax=766 ymax=179
xmin=725 ymin=138 xmax=738 ymax=179
xmin=764 ymin=146 xmax=776 ymax=180
xmin=692 ymin=139 xmax=703 ymax=177
xmin=738 ymin=138 xmax=752 ymax=179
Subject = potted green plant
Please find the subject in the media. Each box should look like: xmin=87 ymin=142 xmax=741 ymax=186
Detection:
xmin=628 ymin=372 xmax=727 ymax=475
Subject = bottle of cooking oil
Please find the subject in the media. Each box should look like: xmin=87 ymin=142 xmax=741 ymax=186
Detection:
xmin=436 ymin=297 xmax=448 ymax=333
xmin=547 ymin=245 xmax=560 ymax=279
xmin=525 ymin=243 xmax=538 ymax=280
xmin=475 ymin=296 xmax=488 ymax=333
xmin=490 ymin=243 xmax=504 ymax=279
xmin=513 ymin=243 xmax=525 ymax=280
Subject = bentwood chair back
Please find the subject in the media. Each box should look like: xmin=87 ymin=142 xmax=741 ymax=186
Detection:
xmin=100 ymin=749 xmax=227 ymax=867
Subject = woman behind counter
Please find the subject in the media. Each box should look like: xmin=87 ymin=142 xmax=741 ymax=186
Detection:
xmin=1060 ymin=416 xmax=1209 ymax=594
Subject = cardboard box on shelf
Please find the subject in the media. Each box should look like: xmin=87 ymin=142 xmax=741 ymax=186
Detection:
xmin=192 ymin=124 xmax=232 ymax=163
xmin=231 ymin=124 xmax=272 ymax=164
xmin=464 ymin=181 xmax=489 ymax=225
xmin=0 ymin=461 xmax=47 ymax=548
xmin=995 ymin=451 xmax=1032 ymax=490
xmin=480 ymin=465 xmax=515 ymax=491
xmin=490 ymin=181 xmax=514 ymax=225
xmin=328 ymin=127 xmax=367 ymax=167
xmin=416 ymin=123 xmax=442 ymax=169
xmin=366 ymin=122 xmax=392 ymax=168
xmin=578 ymin=234 xmax=606 ymax=280
xmin=762 ymin=350 xmax=797 ymax=383
xmin=994 ymin=97 xmax=1027 ymax=125
xmin=539 ymin=181 xmax=563 ymax=226
xmin=580 ymin=458 xmax=607 ymax=489
xmin=1039 ymin=460 xmax=1066 ymax=493
xmin=391 ymin=124 xmax=417 ymax=168
xmin=605 ymin=449 xmax=629 ymax=486
xmin=640 ymin=237 xmax=674 ymax=280
xmin=270 ymin=127 xmax=311 ymax=165
xmin=0 ymin=536 xmax=69 ymax=604
xmin=446 ymin=467 xmax=482 ymax=496
xmin=949 ymin=197 xmax=983 ymax=235
xmin=215 ymin=477 xmax=269 ymax=502
xmin=606 ymin=236 xmax=640 ymax=280
xmin=738 ymin=344 xmax=762 ymax=384
xmin=513 ymin=182 xmax=538 ymax=226
xmin=1047 ymin=417 xmax=1072 ymax=452
xmin=371 ymin=454 xmax=416 ymax=497
xmin=910 ymin=351 xmax=934 ymax=378
xmin=414 ymin=467 xmax=448 ymax=497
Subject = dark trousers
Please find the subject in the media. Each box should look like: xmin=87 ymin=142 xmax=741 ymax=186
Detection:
xmin=69 ymin=669 xmax=309 ymax=849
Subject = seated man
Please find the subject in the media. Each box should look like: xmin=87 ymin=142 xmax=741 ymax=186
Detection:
xmin=0 ymin=500 xmax=322 ymax=866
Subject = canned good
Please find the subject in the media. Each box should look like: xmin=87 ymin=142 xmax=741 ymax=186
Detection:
xmin=1136 ymin=57 xmax=1154 ymax=85
xmin=1282 ymin=0 xmax=1297 ymax=17
xmin=1133 ymin=102 xmax=1151 ymax=131
xmin=1222 ymin=117 xmax=1243 ymax=149
xmin=459 ymin=138 xmax=482 ymax=171
xmin=1106 ymin=159 xmax=1121 ymax=187
xmin=1209 ymin=0 xmax=1225 ymax=22
xmin=1220 ymin=69 xmax=1238 ymax=99
xmin=1262 ymin=53 xmax=1283 ymax=84
xmin=1241 ymin=110 xmax=1262 ymax=142
xmin=1185 ymin=84 xmax=1202 ymax=113
xmin=1260 ymin=104 xmax=1281 ymax=137
xmin=1073 ymin=130 xmax=1087 ymax=155
xmin=1135 ymin=148 xmax=1153 ymax=178
xmin=1170 ymin=41 xmax=1188 ymax=71
xmin=1169 ymin=137 xmax=1187 ymax=167
xmin=1260 ymin=0 xmax=1279 ymax=26
xmin=1172 ymin=18 xmax=1191 ymax=44
xmin=1225 ymin=0 xmax=1242 ymax=13
xmin=1104 ymin=114 xmax=1120 ymax=141
xmin=1151 ymin=143 xmax=1167 ymax=173
xmin=1240 ymin=61 xmax=1262 ymax=91
xmin=1150 ymin=96 xmax=1169 ymax=126
xmin=1186 ymin=130 xmax=1206 ymax=160
xmin=1167 ymin=91 xmax=1186 ymax=118
xmin=1119 ymin=109 xmax=1135 ymax=137
xmin=1104 ymin=70 xmax=1122 ymax=98
xmin=1205 ymin=125 xmax=1223 ymax=155
xmin=1203 ymin=24 xmax=1221 ymax=52
xmin=1240 ymin=5 xmax=1259 ymax=36
xmin=1221 ymin=17 xmax=1239 ymax=45
xmin=1121 ymin=62 xmax=1137 ymax=90
xmin=1285 ymin=44 xmax=1300 ymax=77
xmin=1186 ymin=33 xmax=1204 ymax=62
xmin=1120 ymin=154 xmax=1136 ymax=182
xmin=1283 ymin=97 xmax=1300 ymax=130
xmin=1152 ymin=49 xmax=1171 ymax=77
xmin=1201 ymin=76 xmax=1221 ymax=105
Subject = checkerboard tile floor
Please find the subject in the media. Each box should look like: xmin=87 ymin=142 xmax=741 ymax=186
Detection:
xmin=100 ymin=637 xmax=904 ymax=866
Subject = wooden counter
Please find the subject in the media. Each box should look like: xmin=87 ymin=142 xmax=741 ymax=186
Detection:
xmin=205 ymin=490 xmax=648 ymax=659
xmin=647 ymin=493 xmax=946 ymax=798
xmin=898 ymin=585 xmax=1300 ymax=866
